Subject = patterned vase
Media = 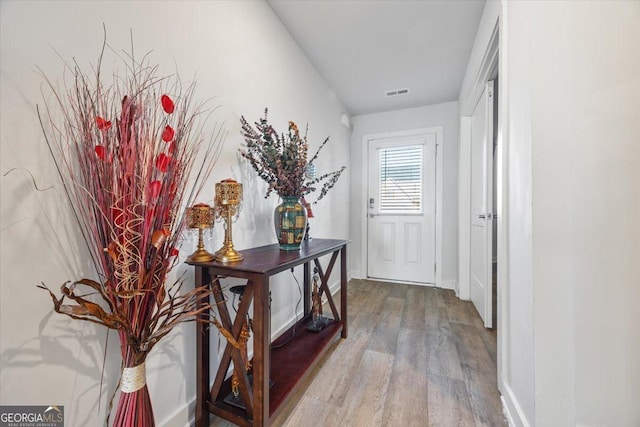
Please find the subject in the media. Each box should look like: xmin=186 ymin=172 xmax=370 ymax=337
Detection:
xmin=274 ymin=196 xmax=307 ymax=250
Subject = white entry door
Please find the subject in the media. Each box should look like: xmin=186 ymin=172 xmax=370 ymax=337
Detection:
xmin=470 ymin=81 xmax=494 ymax=328
xmin=367 ymin=132 xmax=436 ymax=284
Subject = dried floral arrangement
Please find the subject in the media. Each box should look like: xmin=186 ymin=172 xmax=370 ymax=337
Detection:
xmin=37 ymin=38 xmax=224 ymax=426
xmin=240 ymin=109 xmax=345 ymax=201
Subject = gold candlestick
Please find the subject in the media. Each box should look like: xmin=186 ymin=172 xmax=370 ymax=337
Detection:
xmin=214 ymin=179 xmax=244 ymax=263
xmin=185 ymin=203 xmax=215 ymax=263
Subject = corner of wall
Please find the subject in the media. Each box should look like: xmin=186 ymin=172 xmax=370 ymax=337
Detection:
xmin=442 ymin=279 xmax=457 ymax=292
xmin=500 ymin=381 xmax=532 ymax=427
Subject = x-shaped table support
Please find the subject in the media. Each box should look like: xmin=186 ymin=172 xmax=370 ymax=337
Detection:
xmin=210 ymin=278 xmax=255 ymax=417
xmin=312 ymin=252 xmax=341 ymax=321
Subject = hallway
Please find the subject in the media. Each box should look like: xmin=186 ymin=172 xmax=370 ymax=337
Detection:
xmin=213 ymin=280 xmax=507 ymax=426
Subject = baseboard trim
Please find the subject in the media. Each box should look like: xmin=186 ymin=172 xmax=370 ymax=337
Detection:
xmin=161 ymin=400 xmax=193 ymax=427
xmin=441 ymin=279 xmax=457 ymax=291
xmin=500 ymin=381 xmax=530 ymax=427
xmin=349 ymin=269 xmax=362 ymax=280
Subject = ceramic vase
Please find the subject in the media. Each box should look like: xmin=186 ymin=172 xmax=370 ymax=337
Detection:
xmin=274 ymin=196 xmax=307 ymax=250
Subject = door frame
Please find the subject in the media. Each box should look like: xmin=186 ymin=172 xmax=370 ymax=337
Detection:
xmin=459 ymin=25 xmax=499 ymax=302
xmin=468 ymin=80 xmax=495 ymax=328
xmin=361 ymin=127 xmax=444 ymax=288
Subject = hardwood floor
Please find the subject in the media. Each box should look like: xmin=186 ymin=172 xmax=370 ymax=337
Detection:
xmin=211 ymin=279 xmax=507 ymax=427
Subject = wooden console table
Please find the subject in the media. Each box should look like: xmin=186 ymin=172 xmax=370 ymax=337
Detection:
xmin=188 ymin=239 xmax=349 ymax=427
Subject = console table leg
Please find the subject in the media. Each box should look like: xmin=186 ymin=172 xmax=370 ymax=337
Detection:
xmin=341 ymin=246 xmax=348 ymax=338
xmin=252 ymin=274 xmax=270 ymax=426
xmin=304 ymin=262 xmax=311 ymax=316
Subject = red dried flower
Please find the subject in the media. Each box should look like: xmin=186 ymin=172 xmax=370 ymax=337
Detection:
xmin=161 ymin=95 xmax=175 ymax=114
xmin=95 ymin=145 xmax=106 ymax=160
xmin=162 ymin=125 xmax=175 ymax=142
xmin=96 ymin=116 xmax=112 ymax=131
xmin=149 ymin=180 xmax=162 ymax=199
xmin=155 ymin=153 xmax=170 ymax=173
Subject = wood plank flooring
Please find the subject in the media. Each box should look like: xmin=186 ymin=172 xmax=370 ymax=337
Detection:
xmin=211 ymin=279 xmax=507 ymax=427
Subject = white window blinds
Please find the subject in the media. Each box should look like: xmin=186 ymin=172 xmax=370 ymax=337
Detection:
xmin=378 ymin=144 xmax=423 ymax=213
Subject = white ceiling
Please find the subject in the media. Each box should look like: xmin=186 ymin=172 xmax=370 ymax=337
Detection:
xmin=268 ymin=0 xmax=486 ymax=116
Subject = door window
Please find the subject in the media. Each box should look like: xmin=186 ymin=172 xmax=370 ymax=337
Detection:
xmin=378 ymin=144 xmax=423 ymax=214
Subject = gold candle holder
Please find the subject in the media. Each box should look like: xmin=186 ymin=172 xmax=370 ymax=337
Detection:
xmin=214 ymin=179 xmax=244 ymax=263
xmin=185 ymin=203 xmax=215 ymax=263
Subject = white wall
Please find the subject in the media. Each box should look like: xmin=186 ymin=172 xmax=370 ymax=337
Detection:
xmin=523 ymin=1 xmax=640 ymax=426
xmin=0 ymin=1 xmax=350 ymax=426
xmin=349 ymin=101 xmax=459 ymax=288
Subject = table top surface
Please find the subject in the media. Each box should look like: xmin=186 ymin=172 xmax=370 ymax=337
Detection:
xmin=186 ymin=238 xmax=349 ymax=276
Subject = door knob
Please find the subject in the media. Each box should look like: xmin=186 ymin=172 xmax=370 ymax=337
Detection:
xmin=478 ymin=214 xmax=486 ymax=219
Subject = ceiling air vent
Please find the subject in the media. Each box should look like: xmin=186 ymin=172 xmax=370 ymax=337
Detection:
xmin=385 ymin=88 xmax=410 ymax=97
